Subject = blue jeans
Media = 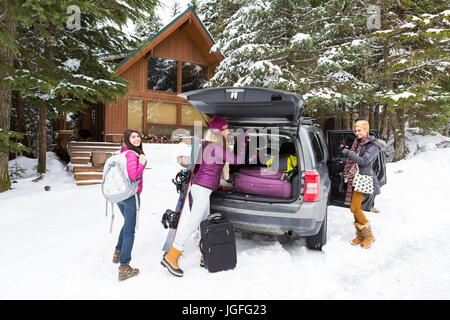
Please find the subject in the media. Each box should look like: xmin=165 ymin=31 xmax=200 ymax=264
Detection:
xmin=115 ymin=194 xmax=140 ymax=266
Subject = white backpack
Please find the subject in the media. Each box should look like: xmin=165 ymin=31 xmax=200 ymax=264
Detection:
xmin=102 ymin=150 xmax=141 ymax=232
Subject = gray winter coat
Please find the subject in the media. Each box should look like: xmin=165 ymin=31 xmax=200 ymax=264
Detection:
xmin=342 ymin=136 xmax=386 ymax=196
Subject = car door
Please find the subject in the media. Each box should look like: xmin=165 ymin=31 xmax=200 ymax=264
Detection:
xmin=326 ymin=130 xmax=387 ymax=211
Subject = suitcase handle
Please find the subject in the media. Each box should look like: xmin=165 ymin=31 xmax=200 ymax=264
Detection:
xmin=206 ymin=213 xmax=225 ymax=224
xmin=209 ymin=216 xmax=224 ymax=223
xmin=199 ymin=239 xmax=205 ymax=254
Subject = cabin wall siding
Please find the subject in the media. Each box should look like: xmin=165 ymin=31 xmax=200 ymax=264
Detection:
xmin=104 ymin=97 xmax=127 ymax=136
xmin=152 ymin=29 xmax=209 ymax=65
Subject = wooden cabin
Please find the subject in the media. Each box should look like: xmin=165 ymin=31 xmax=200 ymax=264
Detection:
xmin=62 ymin=7 xmax=223 ymax=185
xmin=106 ymin=7 xmax=222 ymax=141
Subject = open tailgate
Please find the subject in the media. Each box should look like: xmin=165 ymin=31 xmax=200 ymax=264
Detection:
xmin=178 ymin=87 xmax=304 ymax=124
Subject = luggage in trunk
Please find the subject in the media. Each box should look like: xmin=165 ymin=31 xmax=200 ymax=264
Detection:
xmin=200 ymin=214 xmax=237 ymax=273
xmin=233 ymin=167 xmax=292 ymax=198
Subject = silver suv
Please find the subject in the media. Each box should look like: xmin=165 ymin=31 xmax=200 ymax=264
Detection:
xmin=180 ymin=87 xmax=386 ymax=250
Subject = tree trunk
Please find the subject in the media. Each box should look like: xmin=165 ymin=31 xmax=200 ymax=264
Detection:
xmin=14 ymin=91 xmax=31 ymax=156
xmin=379 ymin=105 xmax=387 ymax=139
xmin=386 ymin=113 xmax=392 ymax=141
xmin=0 ymin=83 xmax=11 ymax=191
xmin=349 ymin=110 xmax=353 ymax=129
xmin=359 ymin=103 xmax=368 ymax=120
xmin=37 ymin=104 xmax=47 ymax=174
xmin=0 ymin=0 xmax=16 ymax=192
xmin=374 ymin=102 xmax=380 ymax=132
xmin=382 ymin=35 xmax=403 ymax=157
xmin=391 ymin=108 xmax=406 ymax=162
xmin=369 ymin=104 xmax=375 ymax=129
xmin=36 ymin=32 xmax=53 ymax=174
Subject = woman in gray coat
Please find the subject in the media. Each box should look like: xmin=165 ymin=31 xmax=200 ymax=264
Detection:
xmin=340 ymin=120 xmax=386 ymax=249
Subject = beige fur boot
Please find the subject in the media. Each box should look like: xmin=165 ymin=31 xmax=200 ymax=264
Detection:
xmin=359 ymin=222 xmax=375 ymax=249
xmin=350 ymin=222 xmax=364 ymax=246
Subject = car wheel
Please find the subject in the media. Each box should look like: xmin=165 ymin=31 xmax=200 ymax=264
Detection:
xmin=306 ymin=208 xmax=327 ymax=251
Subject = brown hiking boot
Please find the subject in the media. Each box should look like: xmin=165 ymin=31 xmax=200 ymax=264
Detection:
xmin=359 ymin=222 xmax=375 ymax=249
xmin=161 ymin=246 xmax=184 ymax=277
xmin=350 ymin=222 xmax=364 ymax=246
xmin=118 ymin=264 xmax=139 ymax=281
xmin=112 ymin=250 xmax=121 ymax=264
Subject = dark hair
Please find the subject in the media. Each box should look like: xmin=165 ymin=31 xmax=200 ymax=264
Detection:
xmin=123 ymin=129 xmax=145 ymax=155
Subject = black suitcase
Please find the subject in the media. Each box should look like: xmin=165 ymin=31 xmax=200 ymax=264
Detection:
xmin=200 ymin=214 xmax=237 ymax=273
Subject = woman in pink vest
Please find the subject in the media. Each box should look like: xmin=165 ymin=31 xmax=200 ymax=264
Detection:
xmin=161 ymin=116 xmax=246 ymax=277
xmin=113 ymin=129 xmax=147 ymax=281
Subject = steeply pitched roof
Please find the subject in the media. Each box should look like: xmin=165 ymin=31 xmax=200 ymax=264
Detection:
xmin=114 ymin=6 xmax=223 ymax=76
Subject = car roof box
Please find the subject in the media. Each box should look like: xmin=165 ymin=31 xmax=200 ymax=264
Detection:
xmin=178 ymin=87 xmax=304 ymax=124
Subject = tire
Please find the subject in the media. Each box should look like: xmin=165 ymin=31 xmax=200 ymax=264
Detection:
xmin=306 ymin=208 xmax=327 ymax=251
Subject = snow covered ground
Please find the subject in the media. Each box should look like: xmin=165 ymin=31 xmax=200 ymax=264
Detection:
xmin=1 ymin=133 xmax=450 ymax=300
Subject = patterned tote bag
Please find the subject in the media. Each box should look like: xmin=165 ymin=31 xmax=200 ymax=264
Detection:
xmin=353 ymin=164 xmax=374 ymax=194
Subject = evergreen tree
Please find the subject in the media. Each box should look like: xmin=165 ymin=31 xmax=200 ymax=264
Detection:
xmin=368 ymin=0 xmax=449 ymax=161
xmin=296 ymin=1 xmax=376 ymax=128
xmin=0 ymin=0 xmax=20 ymax=191
xmin=206 ymin=0 xmax=301 ymax=91
xmin=0 ymin=0 xmax=159 ymax=191
xmin=204 ymin=0 xmax=449 ymax=161
xmin=198 ymin=0 xmax=243 ymax=40
xmin=134 ymin=8 xmax=164 ymax=46
xmin=189 ymin=0 xmax=200 ymax=12
xmin=171 ymin=1 xmax=182 ymax=17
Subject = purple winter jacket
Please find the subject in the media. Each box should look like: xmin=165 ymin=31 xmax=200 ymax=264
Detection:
xmin=193 ymin=141 xmax=245 ymax=191
xmin=121 ymin=147 xmax=144 ymax=194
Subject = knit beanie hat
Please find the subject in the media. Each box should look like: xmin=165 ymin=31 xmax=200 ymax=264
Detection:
xmin=209 ymin=116 xmax=229 ymax=131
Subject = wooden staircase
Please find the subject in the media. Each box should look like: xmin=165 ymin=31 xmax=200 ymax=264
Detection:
xmin=68 ymin=141 xmax=122 ymax=186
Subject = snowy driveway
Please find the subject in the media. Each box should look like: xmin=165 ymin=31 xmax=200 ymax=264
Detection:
xmin=1 ymin=145 xmax=449 ymax=299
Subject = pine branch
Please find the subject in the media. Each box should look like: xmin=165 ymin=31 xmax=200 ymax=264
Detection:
xmin=392 ymin=58 xmax=447 ymax=75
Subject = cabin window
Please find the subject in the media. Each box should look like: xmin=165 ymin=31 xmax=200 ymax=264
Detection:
xmin=147 ymin=57 xmax=178 ymax=92
xmin=181 ymin=104 xmax=209 ymax=126
xmin=127 ymin=99 xmax=143 ymax=133
xmin=147 ymin=101 xmax=177 ymax=125
xmin=182 ymin=62 xmax=208 ymax=92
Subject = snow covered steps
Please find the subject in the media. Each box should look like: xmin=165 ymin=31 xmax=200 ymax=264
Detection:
xmin=68 ymin=141 xmax=121 ymax=186
xmin=68 ymin=141 xmax=122 ymax=154
xmin=71 ymin=166 xmax=103 ymax=186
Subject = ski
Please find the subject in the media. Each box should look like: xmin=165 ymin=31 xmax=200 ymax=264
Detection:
xmin=161 ymin=136 xmax=202 ymax=253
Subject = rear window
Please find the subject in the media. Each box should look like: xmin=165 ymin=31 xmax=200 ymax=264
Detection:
xmin=233 ymin=131 xmax=298 ymax=166
xmin=309 ymin=131 xmax=324 ymax=163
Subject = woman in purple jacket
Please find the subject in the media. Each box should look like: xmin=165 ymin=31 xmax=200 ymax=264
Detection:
xmin=113 ymin=129 xmax=147 ymax=281
xmin=161 ymin=116 xmax=245 ymax=277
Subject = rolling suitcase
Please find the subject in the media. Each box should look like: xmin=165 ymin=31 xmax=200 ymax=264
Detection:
xmin=233 ymin=167 xmax=292 ymax=198
xmin=200 ymin=214 xmax=237 ymax=273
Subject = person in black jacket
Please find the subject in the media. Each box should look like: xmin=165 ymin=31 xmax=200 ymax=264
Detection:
xmin=340 ymin=120 xmax=386 ymax=249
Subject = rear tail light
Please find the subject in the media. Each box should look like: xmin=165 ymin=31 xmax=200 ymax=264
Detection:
xmin=304 ymin=171 xmax=320 ymax=202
